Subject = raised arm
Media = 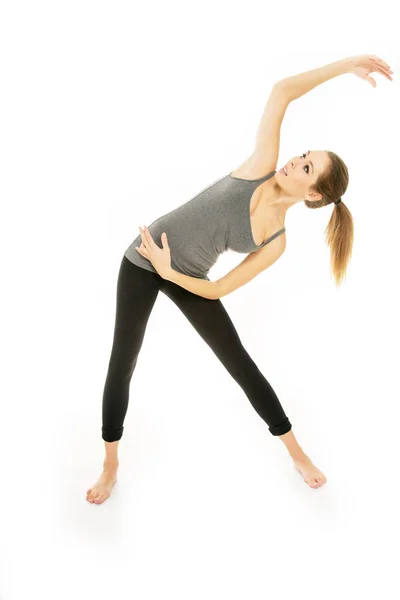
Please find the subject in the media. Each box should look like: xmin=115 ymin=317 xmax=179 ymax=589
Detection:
xmin=248 ymin=58 xmax=352 ymax=175
xmin=275 ymin=57 xmax=352 ymax=103
xmin=249 ymin=84 xmax=290 ymax=174
xmin=240 ymin=55 xmax=392 ymax=177
xmin=276 ymin=55 xmax=392 ymax=101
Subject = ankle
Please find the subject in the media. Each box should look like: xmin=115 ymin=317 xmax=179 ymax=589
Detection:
xmin=278 ymin=429 xmax=311 ymax=463
xmin=103 ymin=460 xmax=119 ymax=470
xmin=292 ymin=453 xmax=311 ymax=464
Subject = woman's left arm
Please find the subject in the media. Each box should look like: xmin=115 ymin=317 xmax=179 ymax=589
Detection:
xmin=276 ymin=55 xmax=392 ymax=102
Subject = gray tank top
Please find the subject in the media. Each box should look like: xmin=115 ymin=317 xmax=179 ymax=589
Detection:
xmin=124 ymin=169 xmax=285 ymax=281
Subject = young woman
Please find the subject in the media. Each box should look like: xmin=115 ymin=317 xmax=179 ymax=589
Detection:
xmin=87 ymin=54 xmax=393 ymax=504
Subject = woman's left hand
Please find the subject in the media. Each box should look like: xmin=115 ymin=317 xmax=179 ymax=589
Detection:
xmin=135 ymin=226 xmax=172 ymax=279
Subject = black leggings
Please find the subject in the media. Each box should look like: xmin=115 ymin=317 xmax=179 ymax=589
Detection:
xmin=102 ymin=255 xmax=292 ymax=442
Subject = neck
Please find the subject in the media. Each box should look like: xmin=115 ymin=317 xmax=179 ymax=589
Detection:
xmin=261 ymin=177 xmax=303 ymax=222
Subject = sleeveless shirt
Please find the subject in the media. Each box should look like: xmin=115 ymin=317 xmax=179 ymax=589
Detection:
xmin=124 ymin=170 xmax=285 ymax=281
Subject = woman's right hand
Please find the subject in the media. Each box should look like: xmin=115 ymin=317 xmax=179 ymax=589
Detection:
xmin=346 ymin=54 xmax=394 ymax=87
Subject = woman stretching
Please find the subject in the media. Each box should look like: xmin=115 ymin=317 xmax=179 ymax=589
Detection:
xmin=86 ymin=54 xmax=393 ymax=504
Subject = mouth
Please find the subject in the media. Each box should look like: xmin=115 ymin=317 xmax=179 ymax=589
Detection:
xmin=279 ymin=166 xmax=288 ymax=176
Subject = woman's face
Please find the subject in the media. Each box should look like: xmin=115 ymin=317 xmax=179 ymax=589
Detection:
xmin=277 ymin=150 xmax=330 ymax=200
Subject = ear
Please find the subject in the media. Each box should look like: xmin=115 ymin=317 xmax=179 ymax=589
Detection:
xmin=307 ymin=191 xmax=323 ymax=202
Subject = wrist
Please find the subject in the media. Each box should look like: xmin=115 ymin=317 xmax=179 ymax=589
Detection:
xmin=341 ymin=56 xmax=356 ymax=74
xmin=163 ymin=267 xmax=175 ymax=281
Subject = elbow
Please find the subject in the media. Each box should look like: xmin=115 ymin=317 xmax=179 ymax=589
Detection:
xmin=272 ymin=80 xmax=292 ymax=101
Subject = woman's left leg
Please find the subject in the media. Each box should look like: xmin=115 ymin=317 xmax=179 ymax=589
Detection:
xmin=159 ymin=280 xmax=328 ymax=487
xmin=159 ymin=280 xmax=291 ymax=436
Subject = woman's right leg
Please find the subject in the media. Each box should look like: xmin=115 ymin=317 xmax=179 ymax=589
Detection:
xmin=87 ymin=256 xmax=162 ymax=504
xmin=102 ymin=256 xmax=162 ymax=442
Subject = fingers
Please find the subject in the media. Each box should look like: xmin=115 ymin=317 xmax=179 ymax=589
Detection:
xmin=139 ymin=226 xmax=152 ymax=248
xmin=372 ymin=63 xmax=393 ymax=80
xmin=137 ymin=227 xmax=148 ymax=256
xmin=370 ymin=56 xmax=394 ymax=79
xmin=376 ymin=66 xmax=393 ymax=81
xmin=135 ymin=242 xmax=148 ymax=258
xmin=370 ymin=56 xmax=391 ymax=70
xmin=138 ymin=226 xmax=154 ymax=259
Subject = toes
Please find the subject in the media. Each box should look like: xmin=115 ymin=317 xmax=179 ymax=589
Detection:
xmin=303 ymin=470 xmax=327 ymax=488
xmin=87 ymin=486 xmax=98 ymax=501
xmin=308 ymin=479 xmax=319 ymax=488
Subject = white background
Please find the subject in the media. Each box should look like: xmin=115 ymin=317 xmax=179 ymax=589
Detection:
xmin=1 ymin=1 xmax=399 ymax=598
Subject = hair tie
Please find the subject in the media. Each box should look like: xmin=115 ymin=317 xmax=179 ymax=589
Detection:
xmin=334 ymin=198 xmax=342 ymax=205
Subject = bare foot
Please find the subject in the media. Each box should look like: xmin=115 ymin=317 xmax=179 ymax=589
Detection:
xmin=293 ymin=456 xmax=327 ymax=489
xmin=86 ymin=464 xmax=119 ymax=504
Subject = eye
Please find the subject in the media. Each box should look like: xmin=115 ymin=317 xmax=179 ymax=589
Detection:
xmin=300 ymin=152 xmax=309 ymax=174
